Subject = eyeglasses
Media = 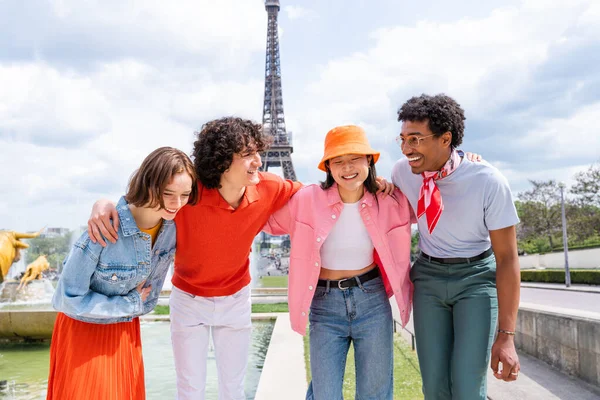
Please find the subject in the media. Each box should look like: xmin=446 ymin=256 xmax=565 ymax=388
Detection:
xmin=395 ymin=134 xmax=436 ymax=149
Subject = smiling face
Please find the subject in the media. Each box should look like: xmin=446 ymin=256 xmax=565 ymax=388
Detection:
xmin=154 ymin=171 xmax=194 ymax=220
xmin=400 ymin=120 xmax=452 ymax=174
xmin=220 ymin=146 xmax=263 ymax=189
xmin=328 ymin=154 xmax=370 ymax=202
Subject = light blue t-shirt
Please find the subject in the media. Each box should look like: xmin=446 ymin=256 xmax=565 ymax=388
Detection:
xmin=391 ymin=157 xmax=520 ymax=258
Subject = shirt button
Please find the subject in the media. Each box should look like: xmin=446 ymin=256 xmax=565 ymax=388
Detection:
xmin=361 ymin=204 xmax=366 ymax=208
xmin=316 ymin=237 xmax=321 ymax=242
xmin=302 ymin=312 xmax=306 ymax=316
xmin=331 ymin=215 xmax=336 ymax=219
xmin=315 ymin=262 xmax=319 ymax=267
xmin=309 ymin=286 xmax=313 ymax=290
xmin=111 ymin=274 xmax=117 ymax=281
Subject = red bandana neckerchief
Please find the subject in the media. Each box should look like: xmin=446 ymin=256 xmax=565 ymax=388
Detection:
xmin=417 ymin=149 xmax=462 ymax=234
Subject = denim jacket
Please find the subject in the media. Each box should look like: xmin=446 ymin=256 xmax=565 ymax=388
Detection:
xmin=52 ymin=196 xmax=176 ymax=324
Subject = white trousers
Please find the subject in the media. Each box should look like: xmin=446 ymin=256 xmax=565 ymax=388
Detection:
xmin=170 ymin=285 xmax=252 ymax=400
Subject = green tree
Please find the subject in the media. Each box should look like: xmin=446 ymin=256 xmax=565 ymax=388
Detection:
xmin=569 ymin=162 xmax=600 ymax=238
xmin=571 ymin=162 xmax=600 ymax=207
xmin=410 ymin=231 xmax=420 ymax=256
xmin=517 ymin=180 xmax=562 ymax=251
xmin=25 ymin=232 xmax=73 ymax=272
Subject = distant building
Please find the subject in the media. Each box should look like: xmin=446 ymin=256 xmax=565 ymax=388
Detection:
xmin=40 ymin=227 xmax=71 ymax=238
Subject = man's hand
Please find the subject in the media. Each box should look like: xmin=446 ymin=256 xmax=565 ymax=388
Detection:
xmin=490 ymin=334 xmax=520 ymax=381
xmin=465 ymin=152 xmax=482 ymax=162
xmin=87 ymin=199 xmax=119 ymax=247
xmin=375 ymin=176 xmax=395 ymax=197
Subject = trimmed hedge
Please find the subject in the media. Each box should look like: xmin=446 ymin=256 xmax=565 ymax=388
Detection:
xmin=521 ymin=269 xmax=600 ymax=285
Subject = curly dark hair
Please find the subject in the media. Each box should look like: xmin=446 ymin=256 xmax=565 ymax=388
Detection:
xmin=397 ymin=94 xmax=466 ymax=148
xmin=192 ymin=117 xmax=272 ymax=189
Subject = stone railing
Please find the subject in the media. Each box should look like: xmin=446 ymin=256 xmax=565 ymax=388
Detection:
xmin=516 ymin=302 xmax=600 ymax=388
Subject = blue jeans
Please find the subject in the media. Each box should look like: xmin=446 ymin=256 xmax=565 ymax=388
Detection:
xmin=306 ymin=276 xmax=393 ymax=400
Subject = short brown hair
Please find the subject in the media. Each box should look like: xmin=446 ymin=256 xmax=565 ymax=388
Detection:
xmin=125 ymin=147 xmax=198 ymax=209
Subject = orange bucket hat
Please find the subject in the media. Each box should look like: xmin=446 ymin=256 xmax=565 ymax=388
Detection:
xmin=318 ymin=125 xmax=380 ymax=171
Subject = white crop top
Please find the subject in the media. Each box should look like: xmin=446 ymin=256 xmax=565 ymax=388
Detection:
xmin=320 ymin=202 xmax=374 ymax=270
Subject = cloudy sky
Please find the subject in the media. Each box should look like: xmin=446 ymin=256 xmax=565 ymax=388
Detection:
xmin=1 ymin=0 xmax=599 ymax=232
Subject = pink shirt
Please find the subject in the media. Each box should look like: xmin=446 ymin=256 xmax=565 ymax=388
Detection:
xmin=264 ymin=184 xmax=414 ymax=335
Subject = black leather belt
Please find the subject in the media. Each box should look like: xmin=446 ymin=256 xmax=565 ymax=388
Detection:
xmin=317 ymin=267 xmax=380 ymax=290
xmin=419 ymin=248 xmax=493 ymax=264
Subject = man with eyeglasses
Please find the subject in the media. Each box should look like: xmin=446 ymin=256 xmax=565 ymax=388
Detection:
xmin=391 ymin=94 xmax=521 ymax=400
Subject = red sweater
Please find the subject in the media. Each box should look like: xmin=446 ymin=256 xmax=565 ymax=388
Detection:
xmin=172 ymin=172 xmax=302 ymax=297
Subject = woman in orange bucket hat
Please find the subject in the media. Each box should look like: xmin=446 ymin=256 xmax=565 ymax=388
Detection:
xmin=264 ymin=125 xmax=414 ymax=399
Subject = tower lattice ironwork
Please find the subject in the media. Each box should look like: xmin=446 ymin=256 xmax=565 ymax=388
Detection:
xmin=259 ymin=0 xmax=296 ymax=181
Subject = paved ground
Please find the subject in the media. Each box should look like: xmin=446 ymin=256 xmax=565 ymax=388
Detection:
xmin=487 ymin=351 xmax=600 ymax=400
xmin=520 ymin=286 xmax=600 ymax=313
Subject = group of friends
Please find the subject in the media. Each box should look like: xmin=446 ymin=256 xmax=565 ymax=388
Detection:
xmin=46 ymin=93 xmax=521 ymax=400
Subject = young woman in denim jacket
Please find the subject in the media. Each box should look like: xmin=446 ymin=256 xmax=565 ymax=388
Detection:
xmin=47 ymin=147 xmax=198 ymax=400
xmin=264 ymin=126 xmax=414 ymax=400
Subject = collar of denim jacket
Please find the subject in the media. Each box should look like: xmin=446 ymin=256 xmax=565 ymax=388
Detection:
xmin=115 ymin=196 xmax=140 ymax=237
xmin=115 ymin=196 xmax=174 ymax=237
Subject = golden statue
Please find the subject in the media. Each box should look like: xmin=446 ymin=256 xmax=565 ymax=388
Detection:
xmin=17 ymin=255 xmax=50 ymax=290
xmin=0 ymin=229 xmax=42 ymax=283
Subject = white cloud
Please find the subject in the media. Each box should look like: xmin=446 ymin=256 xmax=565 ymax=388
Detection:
xmin=0 ymin=63 xmax=112 ymax=146
xmin=0 ymin=58 xmax=264 ymax=231
xmin=284 ymin=0 xmax=600 ymax=188
xmin=2 ymin=0 xmax=267 ymax=72
xmin=1 ymin=0 xmax=600 ymax=233
xmin=284 ymin=5 xmax=318 ymax=21
xmin=517 ymin=101 xmax=600 ymax=160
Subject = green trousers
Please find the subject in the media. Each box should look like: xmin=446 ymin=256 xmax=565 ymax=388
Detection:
xmin=410 ymin=254 xmax=498 ymax=400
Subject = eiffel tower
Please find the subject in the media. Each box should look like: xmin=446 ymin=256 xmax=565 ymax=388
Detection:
xmin=259 ymin=0 xmax=297 ymax=181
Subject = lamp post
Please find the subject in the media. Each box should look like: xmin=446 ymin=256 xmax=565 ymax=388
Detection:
xmin=558 ymin=182 xmax=571 ymax=287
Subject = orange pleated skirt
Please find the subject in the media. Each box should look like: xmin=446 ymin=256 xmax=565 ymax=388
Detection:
xmin=46 ymin=312 xmax=146 ymax=400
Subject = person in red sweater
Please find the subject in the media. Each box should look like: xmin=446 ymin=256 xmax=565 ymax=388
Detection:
xmin=88 ymin=117 xmax=301 ymax=400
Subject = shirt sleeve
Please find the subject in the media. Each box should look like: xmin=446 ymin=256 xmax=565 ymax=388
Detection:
xmin=263 ymin=201 xmax=293 ymax=235
xmin=391 ymin=160 xmax=404 ymax=189
xmin=52 ymin=234 xmax=143 ymax=320
xmin=270 ymin=175 xmax=303 ymax=213
xmin=484 ymin=168 xmax=520 ymax=231
xmin=391 ymin=161 xmax=417 ymax=224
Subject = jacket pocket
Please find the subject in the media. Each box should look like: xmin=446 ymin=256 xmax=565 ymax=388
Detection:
xmin=95 ymin=268 xmax=137 ymax=284
xmin=290 ymin=222 xmax=315 ymax=261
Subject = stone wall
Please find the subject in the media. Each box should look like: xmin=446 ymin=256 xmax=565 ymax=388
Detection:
xmin=519 ymin=248 xmax=600 ymax=269
xmin=516 ymin=303 xmax=600 ymax=388
xmin=0 ymin=310 xmax=56 ymax=340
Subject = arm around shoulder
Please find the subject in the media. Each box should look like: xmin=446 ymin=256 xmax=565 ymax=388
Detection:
xmin=268 ymin=172 xmax=303 ymax=212
xmin=87 ymin=198 xmax=120 ymax=246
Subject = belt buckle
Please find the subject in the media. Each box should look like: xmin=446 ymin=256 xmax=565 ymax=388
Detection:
xmin=337 ymin=277 xmax=351 ymax=290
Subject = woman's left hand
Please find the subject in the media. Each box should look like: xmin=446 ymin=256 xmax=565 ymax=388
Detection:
xmin=375 ymin=176 xmax=395 ymax=197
